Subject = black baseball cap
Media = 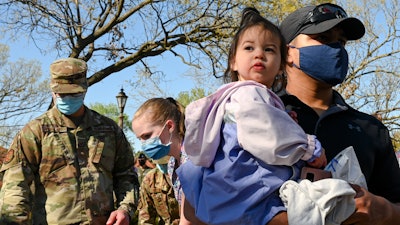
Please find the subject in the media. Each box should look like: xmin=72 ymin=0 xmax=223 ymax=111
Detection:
xmin=280 ymin=3 xmax=365 ymax=44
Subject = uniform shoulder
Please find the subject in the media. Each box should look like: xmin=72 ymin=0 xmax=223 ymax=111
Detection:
xmin=17 ymin=111 xmax=52 ymax=135
xmin=141 ymin=168 xmax=162 ymax=187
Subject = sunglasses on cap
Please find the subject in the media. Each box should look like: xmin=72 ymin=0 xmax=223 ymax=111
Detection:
xmin=303 ymin=3 xmax=348 ymax=25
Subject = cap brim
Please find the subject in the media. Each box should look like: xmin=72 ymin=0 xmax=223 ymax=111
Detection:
xmin=51 ymin=83 xmax=87 ymax=94
xmin=301 ymin=17 xmax=365 ymax=40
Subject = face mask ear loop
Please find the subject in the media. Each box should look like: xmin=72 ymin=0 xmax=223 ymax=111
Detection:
xmin=157 ymin=122 xmax=168 ymax=137
xmin=167 ymin=131 xmax=173 ymax=145
xmin=158 ymin=121 xmax=173 ymax=145
xmin=292 ymin=62 xmax=301 ymax=70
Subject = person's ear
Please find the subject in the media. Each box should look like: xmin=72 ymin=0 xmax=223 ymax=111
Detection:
xmin=286 ymin=45 xmax=293 ymax=64
xmin=51 ymin=92 xmax=57 ymax=102
xmin=231 ymin=59 xmax=238 ymax=72
xmin=166 ymin=119 xmax=175 ymax=133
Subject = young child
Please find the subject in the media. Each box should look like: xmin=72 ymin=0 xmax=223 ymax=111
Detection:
xmin=176 ymin=8 xmax=326 ymax=225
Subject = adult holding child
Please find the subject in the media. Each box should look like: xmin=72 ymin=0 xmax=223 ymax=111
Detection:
xmin=279 ymin=3 xmax=400 ymax=224
xmin=177 ymin=7 xmax=326 ymax=225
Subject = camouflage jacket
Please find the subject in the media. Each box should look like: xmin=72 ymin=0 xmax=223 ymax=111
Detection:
xmin=138 ymin=168 xmax=180 ymax=225
xmin=0 ymin=146 xmax=6 ymax=189
xmin=0 ymin=106 xmax=139 ymax=225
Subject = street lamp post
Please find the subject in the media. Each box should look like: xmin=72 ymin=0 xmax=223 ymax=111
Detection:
xmin=116 ymin=88 xmax=128 ymax=129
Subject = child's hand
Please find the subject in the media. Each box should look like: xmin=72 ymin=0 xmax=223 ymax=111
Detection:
xmin=307 ymin=148 xmax=327 ymax=168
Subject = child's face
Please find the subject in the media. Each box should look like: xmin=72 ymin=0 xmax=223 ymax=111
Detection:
xmin=232 ymin=25 xmax=282 ymax=87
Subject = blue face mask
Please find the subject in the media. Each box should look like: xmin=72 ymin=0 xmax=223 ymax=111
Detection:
xmin=156 ymin=164 xmax=169 ymax=174
xmin=56 ymin=93 xmax=85 ymax=115
xmin=141 ymin=123 xmax=172 ymax=160
xmin=290 ymin=42 xmax=349 ymax=86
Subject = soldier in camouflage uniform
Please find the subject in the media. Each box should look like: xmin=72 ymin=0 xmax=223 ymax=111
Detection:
xmin=0 ymin=58 xmax=139 ymax=225
xmin=135 ymin=153 xmax=155 ymax=185
xmin=138 ymin=165 xmax=180 ymax=225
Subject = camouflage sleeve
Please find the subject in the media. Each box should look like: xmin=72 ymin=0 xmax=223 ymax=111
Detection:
xmin=0 ymin=130 xmax=37 ymax=224
xmin=138 ymin=173 xmax=158 ymax=225
xmin=113 ymin=127 xmax=139 ymax=219
xmin=139 ymin=168 xmax=180 ymax=225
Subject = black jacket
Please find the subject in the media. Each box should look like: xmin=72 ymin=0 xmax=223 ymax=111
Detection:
xmin=281 ymin=91 xmax=400 ymax=203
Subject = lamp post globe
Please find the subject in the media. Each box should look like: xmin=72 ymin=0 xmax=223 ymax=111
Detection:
xmin=116 ymin=88 xmax=128 ymax=128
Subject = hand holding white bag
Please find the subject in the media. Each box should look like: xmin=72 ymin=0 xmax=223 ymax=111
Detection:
xmin=280 ymin=146 xmax=365 ymax=225
xmin=324 ymin=146 xmax=368 ymax=189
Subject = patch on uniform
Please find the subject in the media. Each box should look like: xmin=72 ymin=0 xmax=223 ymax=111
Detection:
xmin=3 ymin=149 xmax=14 ymax=164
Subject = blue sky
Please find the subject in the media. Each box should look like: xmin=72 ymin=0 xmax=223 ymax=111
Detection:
xmin=7 ymin=41 xmax=194 ymax=117
xmin=4 ymin=35 xmax=222 ymax=150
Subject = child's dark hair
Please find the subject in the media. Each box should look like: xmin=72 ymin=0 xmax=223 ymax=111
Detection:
xmin=223 ymin=7 xmax=287 ymax=88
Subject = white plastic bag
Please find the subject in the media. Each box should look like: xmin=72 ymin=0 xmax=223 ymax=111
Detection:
xmin=324 ymin=146 xmax=368 ymax=189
